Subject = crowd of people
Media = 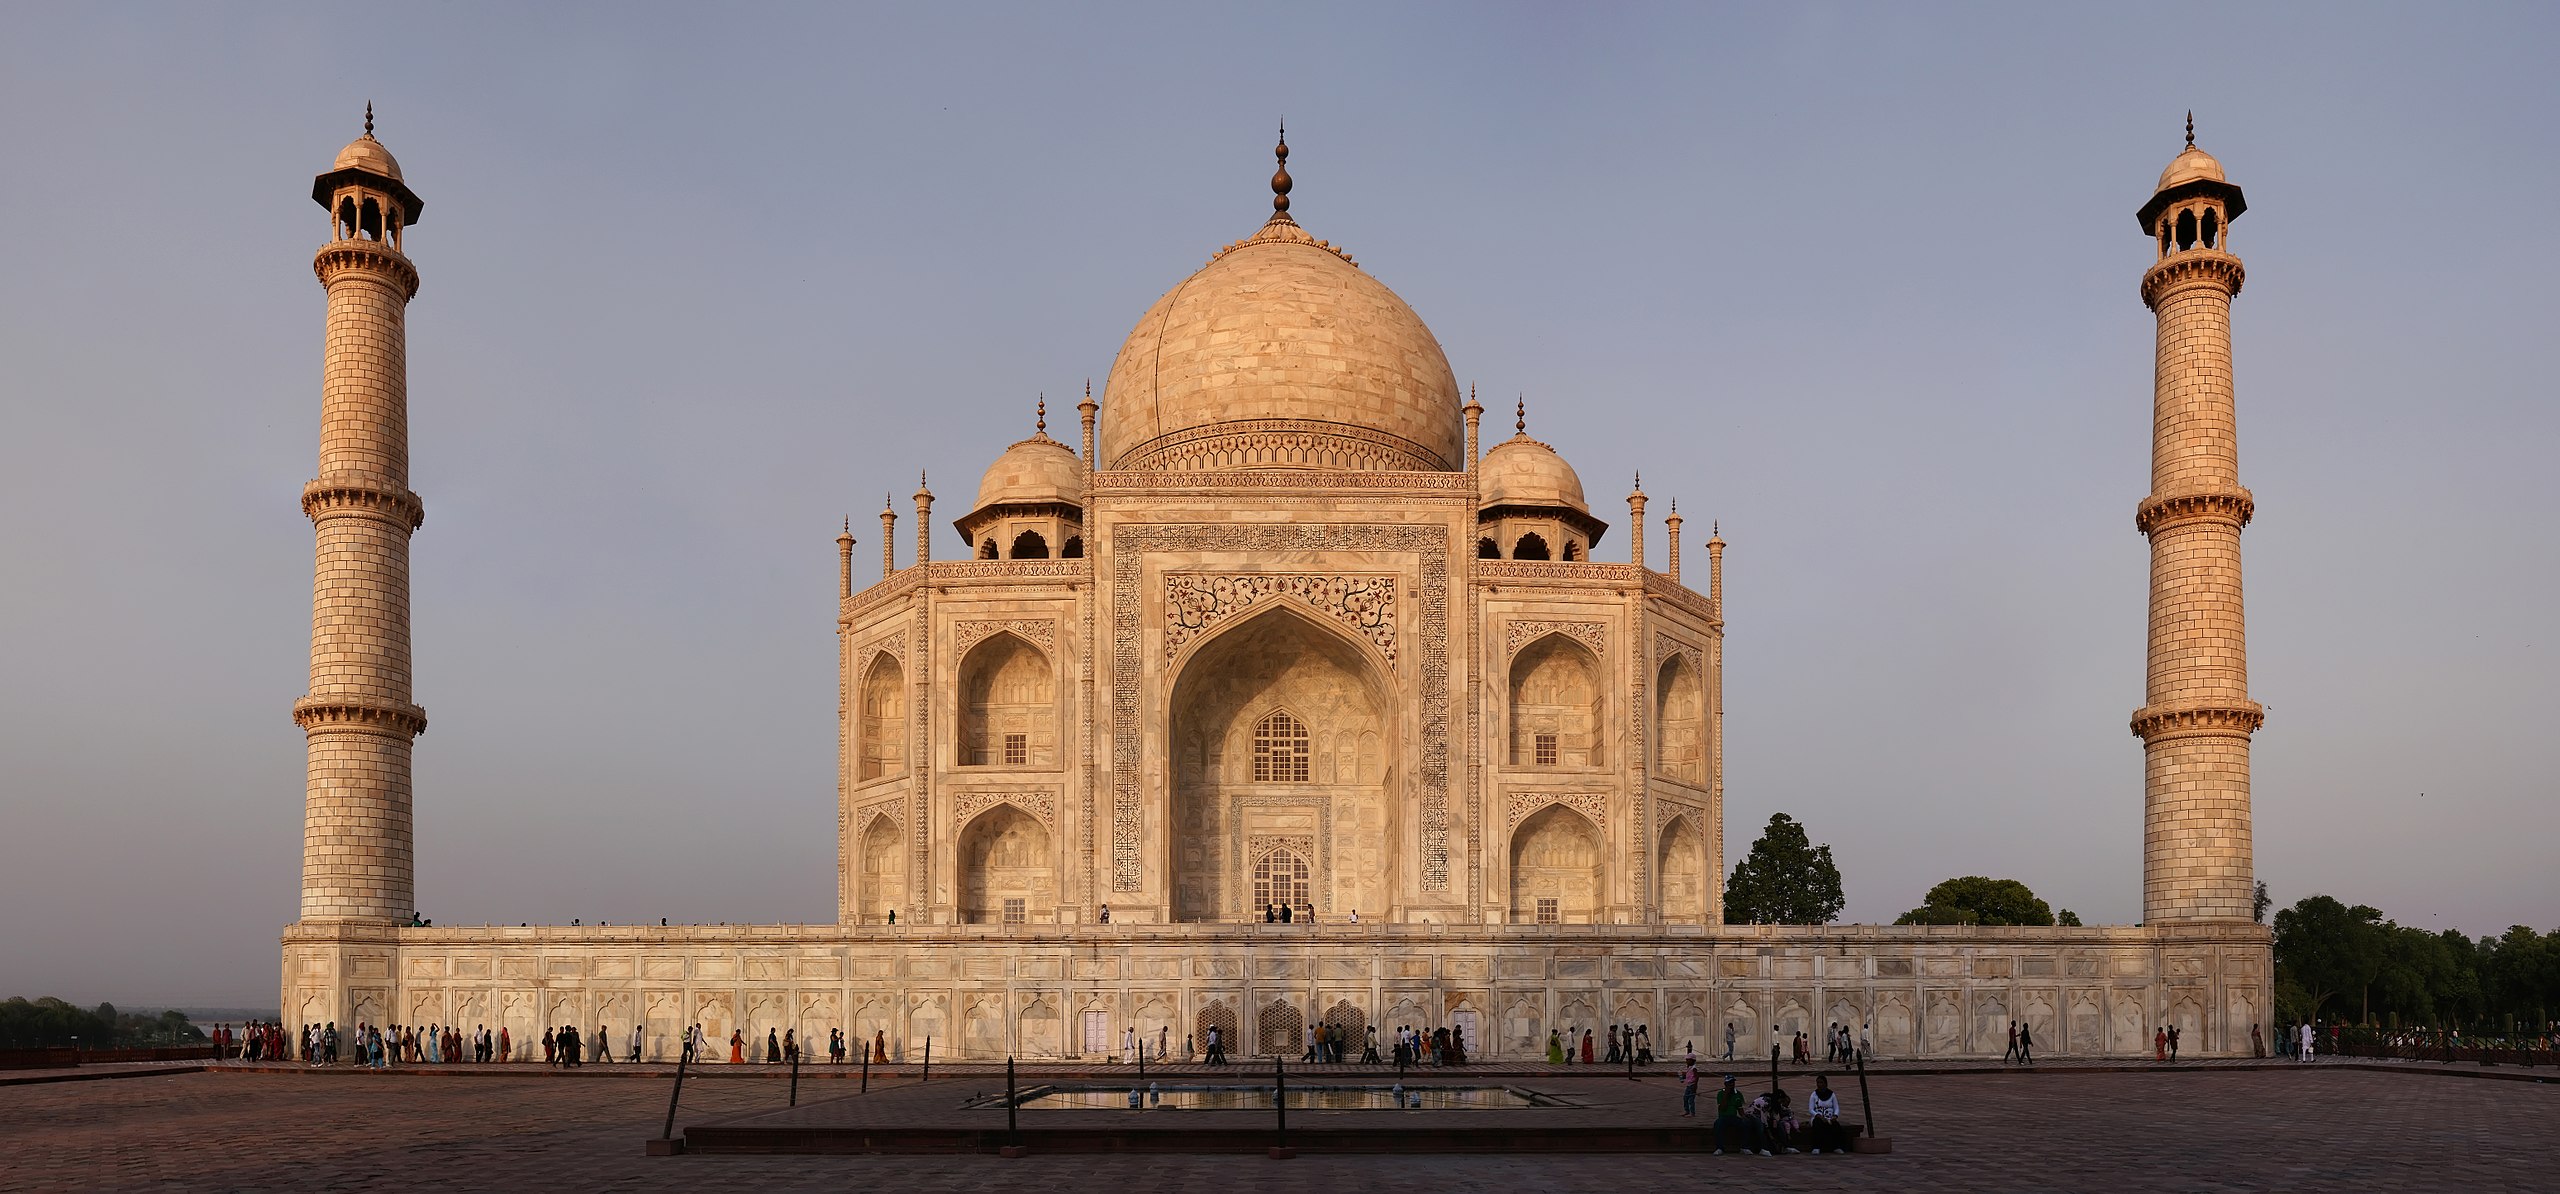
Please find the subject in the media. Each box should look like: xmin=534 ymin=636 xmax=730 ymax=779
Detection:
xmin=1682 ymin=1060 xmax=1855 ymax=1155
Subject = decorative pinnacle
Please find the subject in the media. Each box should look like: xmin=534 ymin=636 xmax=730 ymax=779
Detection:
xmin=1036 ymin=395 xmax=1047 ymax=434
xmin=1516 ymin=397 xmax=1527 ymax=435
xmin=364 ymin=101 xmax=374 ymax=138
xmin=1270 ymin=121 xmax=1293 ymax=218
xmin=2186 ymin=111 xmax=2195 ymax=148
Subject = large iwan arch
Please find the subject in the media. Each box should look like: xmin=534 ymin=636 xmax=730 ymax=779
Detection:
xmin=1167 ymin=605 xmax=1397 ymax=922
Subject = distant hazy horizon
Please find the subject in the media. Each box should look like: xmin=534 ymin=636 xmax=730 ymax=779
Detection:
xmin=3 ymin=3 xmax=2553 ymax=1006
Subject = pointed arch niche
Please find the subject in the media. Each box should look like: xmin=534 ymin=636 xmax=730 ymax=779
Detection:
xmin=958 ymin=633 xmax=1057 ymax=768
xmin=1655 ymin=652 xmax=1706 ymax=785
xmin=1509 ymin=804 xmax=1604 ymax=923
xmin=957 ymin=804 xmax=1053 ymax=924
xmin=1656 ymin=813 xmax=1710 ymax=923
xmin=1169 ymin=605 xmax=1396 ymax=923
xmin=1509 ymin=633 xmax=1603 ymax=768
xmin=856 ymin=809 xmax=904 ymax=923
xmin=858 ymin=652 xmax=907 ymax=781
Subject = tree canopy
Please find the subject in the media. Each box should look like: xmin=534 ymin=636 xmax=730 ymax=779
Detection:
xmin=1722 ymin=813 xmax=1845 ymax=925
xmin=2272 ymin=895 xmax=2558 ymax=1029
xmin=1895 ymin=876 xmax=2056 ymax=927
xmin=0 ymin=997 xmax=203 ymax=1048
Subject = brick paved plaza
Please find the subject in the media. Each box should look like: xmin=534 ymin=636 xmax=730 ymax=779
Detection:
xmin=3 ymin=1062 xmax=2553 ymax=1190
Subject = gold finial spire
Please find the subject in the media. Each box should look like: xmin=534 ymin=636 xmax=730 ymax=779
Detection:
xmin=364 ymin=101 xmax=374 ymax=138
xmin=1269 ymin=121 xmax=1293 ymax=220
xmin=2185 ymin=110 xmax=2195 ymax=148
xmin=1036 ymin=394 xmax=1047 ymax=434
xmin=1516 ymin=397 xmax=1527 ymax=435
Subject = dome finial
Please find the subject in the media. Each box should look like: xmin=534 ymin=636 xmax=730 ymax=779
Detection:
xmin=1269 ymin=120 xmax=1293 ymax=220
xmin=1515 ymin=396 xmax=1527 ymax=435
xmin=2185 ymin=110 xmax=2195 ymax=148
xmin=364 ymin=101 xmax=374 ymax=138
xmin=1036 ymin=394 xmax=1047 ymax=434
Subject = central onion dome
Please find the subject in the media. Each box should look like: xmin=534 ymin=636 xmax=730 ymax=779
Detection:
xmin=1098 ymin=132 xmax=1464 ymax=473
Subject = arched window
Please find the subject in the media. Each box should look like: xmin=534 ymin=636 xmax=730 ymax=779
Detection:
xmin=2176 ymin=208 xmax=2197 ymax=251
xmin=1253 ymin=847 xmax=1310 ymax=910
xmin=1060 ymin=536 xmax=1084 ymax=558
xmin=1252 ymin=710 xmax=1310 ymax=782
xmin=1477 ymin=537 xmax=1500 ymax=559
xmin=978 ymin=539 xmax=998 ymax=559
xmin=2201 ymin=208 xmax=2219 ymax=249
xmin=960 ymin=634 xmax=1055 ymax=767
xmin=1562 ymin=540 xmax=1584 ymax=561
xmin=1009 ymin=530 xmax=1049 ymax=559
xmin=1513 ymin=532 xmax=1551 ymax=561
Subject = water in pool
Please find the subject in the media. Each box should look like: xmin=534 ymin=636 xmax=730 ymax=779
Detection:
xmin=1011 ymin=1085 xmax=1544 ymax=1110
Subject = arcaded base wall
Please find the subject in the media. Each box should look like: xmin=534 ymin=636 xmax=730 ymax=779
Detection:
xmin=283 ymin=921 xmax=2271 ymax=1062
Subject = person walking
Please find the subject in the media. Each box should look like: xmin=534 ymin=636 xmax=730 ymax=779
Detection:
xmin=873 ymin=1029 xmax=889 ymax=1065
xmin=2299 ymin=1022 xmax=2315 ymax=1063
xmin=2017 ymin=1020 xmax=2034 ymax=1065
xmin=1724 ymin=1021 xmax=1736 ymax=1062
xmin=2004 ymin=1020 xmax=2019 ymax=1065
xmin=2168 ymin=1024 xmax=2180 ymax=1061
xmin=631 ymin=1023 xmax=644 ymax=1063
xmin=592 ymin=1024 xmax=610 ymax=1064
xmin=766 ymin=1028 xmax=781 ymax=1064
xmin=729 ymin=1029 xmax=745 ymax=1064
xmin=2154 ymin=1025 xmax=2168 ymax=1062
xmin=1581 ymin=1028 xmax=1595 ymax=1065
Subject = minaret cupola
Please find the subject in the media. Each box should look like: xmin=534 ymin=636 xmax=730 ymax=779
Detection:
xmin=313 ymin=103 xmax=424 ymax=250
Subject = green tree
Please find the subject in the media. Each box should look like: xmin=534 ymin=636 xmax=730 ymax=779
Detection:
xmin=1722 ymin=813 xmax=1845 ymax=925
xmin=1895 ymin=876 xmax=2054 ymax=927
xmin=2056 ymin=908 xmax=2082 ymax=927
xmin=2252 ymin=880 xmax=2271 ymax=924
xmin=2272 ymin=895 xmax=2385 ymax=1022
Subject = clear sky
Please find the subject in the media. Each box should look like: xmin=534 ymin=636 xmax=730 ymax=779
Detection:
xmin=2 ymin=3 xmax=2552 ymax=1007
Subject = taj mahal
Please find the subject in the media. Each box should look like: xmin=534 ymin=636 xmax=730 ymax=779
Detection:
xmin=284 ymin=113 xmax=2272 ymax=1060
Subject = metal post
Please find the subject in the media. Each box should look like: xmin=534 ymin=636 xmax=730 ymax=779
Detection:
xmin=1008 ymin=1056 xmax=1018 ymax=1140
xmin=922 ymin=1037 xmax=931 ymax=1083
xmin=1275 ymin=1055 xmax=1287 ymax=1147
xmin=1769 ymin=1044 xmax=1780 ymax=1095
xmin=861 ymin=1044 xmax=870 ymax=1093
xmin=1856 ymin=1049 xmax=1875 ymax=1141
xmin=660 ymin=1033 xmax=692 ymax=1141
xmin=789 ymin=1042 xmax=800 ymax=1107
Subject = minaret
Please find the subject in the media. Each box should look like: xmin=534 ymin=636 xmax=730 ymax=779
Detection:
xmin=880 ymin=496 xmax=898 ymax=577
xmin=1664 ymin=501 xmax=1683 ymax=583
xmin=294 ymin=106 xmax=429 ymax=923
xmin=1705 ymin=522 xmax=1725 ymax=617
xmin=1462 ymin=384 xmax=1483 ymax=472
xmin=1077 ymin=380 xmax=1098 ymax=473
xmin=1626 ymin=474 xmax=1647 ymax=571
xmin=2132 ymin=115 xmax=2261 ymax=924
xmin=836 ymin=518 xmax=856 ymax=600
xmin=913 ymin=472 xmax=935 ymax=565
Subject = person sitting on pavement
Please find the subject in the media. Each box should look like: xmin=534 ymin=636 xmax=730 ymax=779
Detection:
xmin=1806 ymin=1075 xmax=1846 ymax=1153
xmin=1755 ymin=1084 xmax=1800 ymax=1153
xmin=1711 ymin=1076 xmax=1768 ymax=1155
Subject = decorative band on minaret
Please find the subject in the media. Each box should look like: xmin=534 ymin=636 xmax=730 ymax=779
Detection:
xmin=2132 ymin=118 xmax=2262 ymax=924
xmin=294 ymin=109 xmax=428 ymax=923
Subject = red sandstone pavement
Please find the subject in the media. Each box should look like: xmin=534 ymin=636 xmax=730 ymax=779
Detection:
xmin=2 ymin=1063 xmax=2553 ymax=1190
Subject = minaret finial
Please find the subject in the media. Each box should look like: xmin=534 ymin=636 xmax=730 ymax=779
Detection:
xmin=2185 ymin=110 xmax=2195 ymax=148
xmin=1036 ymin=394 xmax=1047 ymax=434
xmin=364 ymin=101 xmax=374 ymax=138
xmin=1270 ymin=121 xmax=1293 ymax=219
xmin=1516 ymin=397 xmax=1526 ymax=435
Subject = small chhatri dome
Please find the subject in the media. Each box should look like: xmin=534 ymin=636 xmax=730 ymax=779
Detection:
xmin=1477 ymin=401 xmax=1589 ymax=513
xmin=973 ymin=405 xmax=1085 ymax=510
xmin=2156 ymin=145 xmax=2224 ymax=190
xmin=313 ymin=102 xmax=423 ymax=221
xmin=2136 ymin=112 xmax=2244 ymax=231
xmin=1097 ymin=129 xmax=1465 ymax=473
